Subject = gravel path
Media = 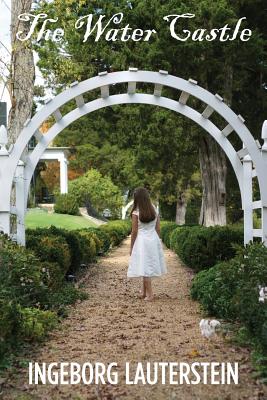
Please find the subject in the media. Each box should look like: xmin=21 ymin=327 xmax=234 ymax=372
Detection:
xmin=2 ymin=238 xmax=266 ymax=400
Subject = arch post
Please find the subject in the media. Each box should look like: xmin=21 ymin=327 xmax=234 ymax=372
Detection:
xmin=0 ymin=126 xmax=11 ymax=235
xmin=243 ymin=155 xmax=253 ymax=245
xmin=261 ymin=121 xmax=267 ymax=246
xmin=15 ymin=160 xmax=26 ymax=246
xmin=262 ymin=207 xmax=267 ymax=246
xmin=59 ymin=155 xmax=68 ymax=194
xmin=0 ymin=212 xmax=10 ymax=236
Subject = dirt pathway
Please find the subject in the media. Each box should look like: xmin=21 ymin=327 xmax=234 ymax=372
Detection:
xmin=2 ymin=238 xmax=266 ymax=400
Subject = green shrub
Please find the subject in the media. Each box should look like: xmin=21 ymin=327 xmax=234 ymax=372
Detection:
xmin=18 ymin=307 xmax=58 ymax=341
xmin=76 ymin=230 xmax=97 ymax=264
xmin=191 ymin=243 xmax=267 ymax=351
xmin=160 ymin=222 xmax=179 ymax=248
xmin=100 ymin=220 xmax=131 ymax=247
xmin=100 ymin=227 xmax=120 ymax=247
xmin=191 ymin=260 xmax=240 ymax=319
xmin=169 ymin=226 xmax=192 ymax=253
xmin=0 ymin=236 xmax=50 ymax=358
xmin=54 ymin=193 xmax=79 ymax=215
xmin=27 ymin=234 xmax=71 ymax=275
xmin=0 ymin=238 xmax=48 ymax=308
xmin=27 ymin=227 xmax=83 ymax=273
xmin=47 ymin=226 xmax=83 ymax=273
xmin=0 ymin=300 xmax=20 ymax=359
xmin=41 ymin=261 xmax=65 ymax=290
xmin=82 ymin=228 xmax=111 ymax=254
xmin=46 ymin=283 xmax=88 ymax=315
xmin=170 ymin=225 xmax=243 ymax=271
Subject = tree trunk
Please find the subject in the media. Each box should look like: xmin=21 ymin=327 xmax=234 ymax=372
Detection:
xmin=176 ymin=192 xmax=187 ymax=225
xmin=8 ymin=0 xmax=35 ymax=144
xmin=199 ymin=136 xmax=227 ymax=226
xmin=199 ymin=61 xmax=233 ymax=226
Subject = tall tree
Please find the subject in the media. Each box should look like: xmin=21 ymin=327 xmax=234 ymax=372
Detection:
xmin=8 ymin=0 xmax=35 ymax=144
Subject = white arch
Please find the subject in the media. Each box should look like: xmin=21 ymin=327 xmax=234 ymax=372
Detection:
xmin=0 ymin=69 xmax=266 ymax=245
xmin=23 ymin=94 xmax=244 ymax=207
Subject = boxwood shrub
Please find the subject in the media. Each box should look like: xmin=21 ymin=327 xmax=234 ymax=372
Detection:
xmin=191 ymin=243 xmax=267 ymax=352
xmin=26 ymin=227 xmax=83 ymax=273
xmin=76 ymin=230 xmax=98 ymax=264
xmin=100 ymin=220 xmax=131 ymax=247
xmin=47 ymin=226 xmax=83 ymax=273
xmin=26 ymin=234 xmax=71 ymax=274
xmin=82 ymin=227 xmax=111 ymax=254
xmin=160 ymin=222 xmax=179 ymax=248
xmin=169 ymin=225 xmax=243 ymax=271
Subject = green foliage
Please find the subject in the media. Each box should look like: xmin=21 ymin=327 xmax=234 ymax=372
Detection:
xmin=169 ymin=225 xmax=243 ymax=270
xmin=69 ymin=169 xmax=123 ymax=215
xmin=18 ymin=307 xmax=58 ymax=341
xmin=169 ymin=226 xmax=193 ymax=254
xmin=0 ymin=236 xmax=48 ymax=308
xmin=191 ymin=243 xmax=267 ymax=353
xmin=191 ymin=261 xmax=239 ymax=318
xmin=100 ymin=220 xmax=131 ymax=246
xmin=45 ymin=283 xmax=88 ymax=316
xmin=27 ymin=226 xmax=83 ymax=273
xmin=76 ymin=230 xmax=97 ymax=264
xmin=26 ymin=234 xmax=71 ymax=275
xmin=54 ymin=193 xmax=79 ymax=216
xmin=160 ymin=221 xmax=179 ymax=248
xmin=0 ymin=235 xmax=57 ymax=359
xmin=47 ymin=226 xmax=83 ymax=272
xmin=81 ymin=228 xmax=111 ymax=254
xmin=40 ymin=261 xmax=65 ymax=290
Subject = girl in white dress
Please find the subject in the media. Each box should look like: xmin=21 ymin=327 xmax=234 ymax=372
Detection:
xmin=127 ymin=187 xmax=167 ymax=301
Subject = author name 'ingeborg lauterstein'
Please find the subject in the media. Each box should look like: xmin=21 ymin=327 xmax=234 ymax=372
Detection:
xmin=29 ymin=361 xmax=239 ymax=385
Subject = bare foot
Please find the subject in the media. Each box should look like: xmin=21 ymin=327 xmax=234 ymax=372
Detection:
xmin=138 ymin=290 xmax=146 ymax=299
xmin=144 ymin=296 xmax=154 ymax=301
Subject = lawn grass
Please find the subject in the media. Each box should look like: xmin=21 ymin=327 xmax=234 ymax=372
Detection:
xmin=25 ymin=208 xmax=97 ymax=230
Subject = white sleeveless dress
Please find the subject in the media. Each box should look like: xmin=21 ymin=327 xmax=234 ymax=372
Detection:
xmin=127 ymin=208 xmax=167 ymax=277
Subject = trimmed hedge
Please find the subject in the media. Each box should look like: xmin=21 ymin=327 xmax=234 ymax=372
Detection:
xmin=163 ymin=224 xmax=243 ymax=271
xmin=100 ymin=220 xmax=131 ymax=247
xmin=27 ymin=235 xmax=71 ymax=274
xmin=82 ymin=227 xmax=111 ymax=254
xmin=191 ymin=243 xmax=267 ymax=352
xmin=54 ymin=193 xmax=79 ymax=215
xmin=160 ymin=222 xmax=179 ymax=248
xmin=27 ymin=227 xmax=84 ymax=273
xmin=26 ymin=221 xmax=131 ymax=272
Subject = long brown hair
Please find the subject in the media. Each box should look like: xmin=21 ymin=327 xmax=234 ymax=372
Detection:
xmin=130 ymin=187 xmax=156 ymax=223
